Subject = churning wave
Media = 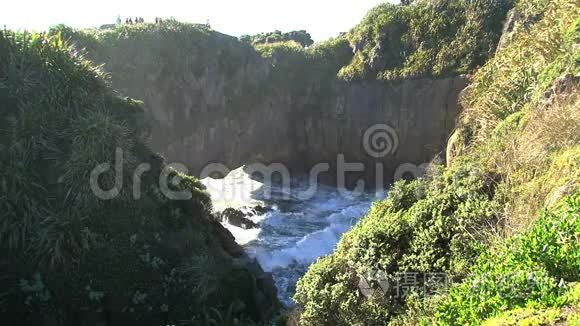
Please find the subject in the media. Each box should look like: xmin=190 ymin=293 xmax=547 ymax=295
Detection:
xmin=201 ymin=166 xmax=382 ymax=306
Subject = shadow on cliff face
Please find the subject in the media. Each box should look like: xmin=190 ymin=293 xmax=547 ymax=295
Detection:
xmin=61 ymin=23 xmax=469 ymax=190
xmin=137 ymin=74 xmax=468 ymax=191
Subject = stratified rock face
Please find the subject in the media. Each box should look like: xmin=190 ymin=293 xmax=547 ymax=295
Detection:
xmin=81 ymin=31 xmax=467 ymax=187
xmin=294 ymin=77 xmax=468 ymax=186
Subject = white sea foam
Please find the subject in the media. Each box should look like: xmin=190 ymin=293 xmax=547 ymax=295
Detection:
xmin=201 ymin=166 xmax=265 ymax=211
xmin=201 ymin=165 xmax=383 ymax=306
xmin=221 ymin=222 xmax=261 ymax=245
xmin=255 ymin=203 xmax=370 ymax=271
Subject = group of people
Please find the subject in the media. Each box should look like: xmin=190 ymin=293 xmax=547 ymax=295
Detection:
xmin=116 ymin=16 xmax=164 ymax=25
xmin=123 ymin=17 xmax=144 ymax=24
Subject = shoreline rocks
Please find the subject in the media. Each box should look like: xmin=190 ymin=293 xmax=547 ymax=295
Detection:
xmin=215 ymin=205 xmax=271 ymax=229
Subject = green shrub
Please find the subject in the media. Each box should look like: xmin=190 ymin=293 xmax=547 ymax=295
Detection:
xmin=295 ymin=163 xmax=500 ymax=325
xmin=306 ymin=36 xmax=353 ymax=79
xmin=253 ymin=36 xmax=354 ymax=99
xmin=240 ymin=30 xmax=314 ymax=47
xmin=437 ymin=195 xmax=580 ymax=324
xmin=255 ymin=41 xmax=309 ymax=88
xmin=338 ymin=0 xmax=513 ymax=81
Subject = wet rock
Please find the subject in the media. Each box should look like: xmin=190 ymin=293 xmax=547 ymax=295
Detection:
xmin=252 ymin=205 xmax=270 ymax=215
xmin=212 ymin=223 xmax=280 ymax=320
xmin=211 ymin=219 xmax=246 ymax=258
xmin=219 ymin=208 xmax=259 ymax=229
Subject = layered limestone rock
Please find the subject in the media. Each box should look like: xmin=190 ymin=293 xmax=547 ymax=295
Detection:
xmin=294 ymin=77 xmax=468 ymax=186
xmin=78 ymin=30 xmax=467 ymax=188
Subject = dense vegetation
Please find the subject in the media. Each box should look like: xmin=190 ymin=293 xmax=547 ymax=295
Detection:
xmin=338 ymin=0 xmax=513 ymax=81
xmin=252 ymin=36 xmax=353 ymax=97
xmin=295 ymin=0 xmax=579 ymax=324
xmin=48 ymin=20 xmax=266 ymax=114
xmin=233 ymin=0 xmax=515 ymax=85
xmin=242 ymin=0 xmax=514 ymax=84
xmin=240 ymin=30 xmax=314 ymax=48
xmin=0 ymin=30 xmax=276 ymax=325
xmin=49 ymin=21 xmax=351 ymax=119
xmin=437 ymin=196 xmax=579 ymax=324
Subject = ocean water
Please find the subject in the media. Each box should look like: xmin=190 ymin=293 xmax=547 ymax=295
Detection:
xmin=201 ymin=166 xmax=382 ymax=306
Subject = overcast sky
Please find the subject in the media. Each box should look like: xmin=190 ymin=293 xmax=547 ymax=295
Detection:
xmin=1 ymin=0 xmax=396 ymax=41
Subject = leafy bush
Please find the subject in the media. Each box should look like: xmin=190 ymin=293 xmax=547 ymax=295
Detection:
xmin=253 ymin=36 xmax=354 ymax=98
xmin=306 ymin=36 xmax=353 ymax=79
xmin=295 ymin=163 xmax=500 ymax=325
xmin=240 ymin=30 xmax=314 ymax=47
xmin=437 ymin=195 xmax=579 ymax=324
xmin=255 ymin=41 xmax=309 ymax=82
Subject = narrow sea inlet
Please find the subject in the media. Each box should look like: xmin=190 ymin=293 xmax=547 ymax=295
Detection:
xmin=202 ymin=166 xmax=381 ymax=306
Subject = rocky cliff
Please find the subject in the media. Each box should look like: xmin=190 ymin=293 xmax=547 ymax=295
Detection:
xmin=0 ymin=29 xmax=279 ymax=325
xmin=63 ymin=23 xmax=467 ymax=187
xmin=294 ymin=77 xmax=468 ymax=186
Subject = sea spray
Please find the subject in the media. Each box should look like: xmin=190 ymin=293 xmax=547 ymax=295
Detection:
xmin=202 ymin=166 xmax=382 ymax=305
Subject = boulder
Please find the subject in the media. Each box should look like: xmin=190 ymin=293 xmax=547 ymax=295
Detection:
xmin=211 ymin=219 xmax=246 ymax=258
xmin=219 ymin=208 xmax=259 ymax=229
xmin=252 ymin=205 xmax=270 ymax=215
